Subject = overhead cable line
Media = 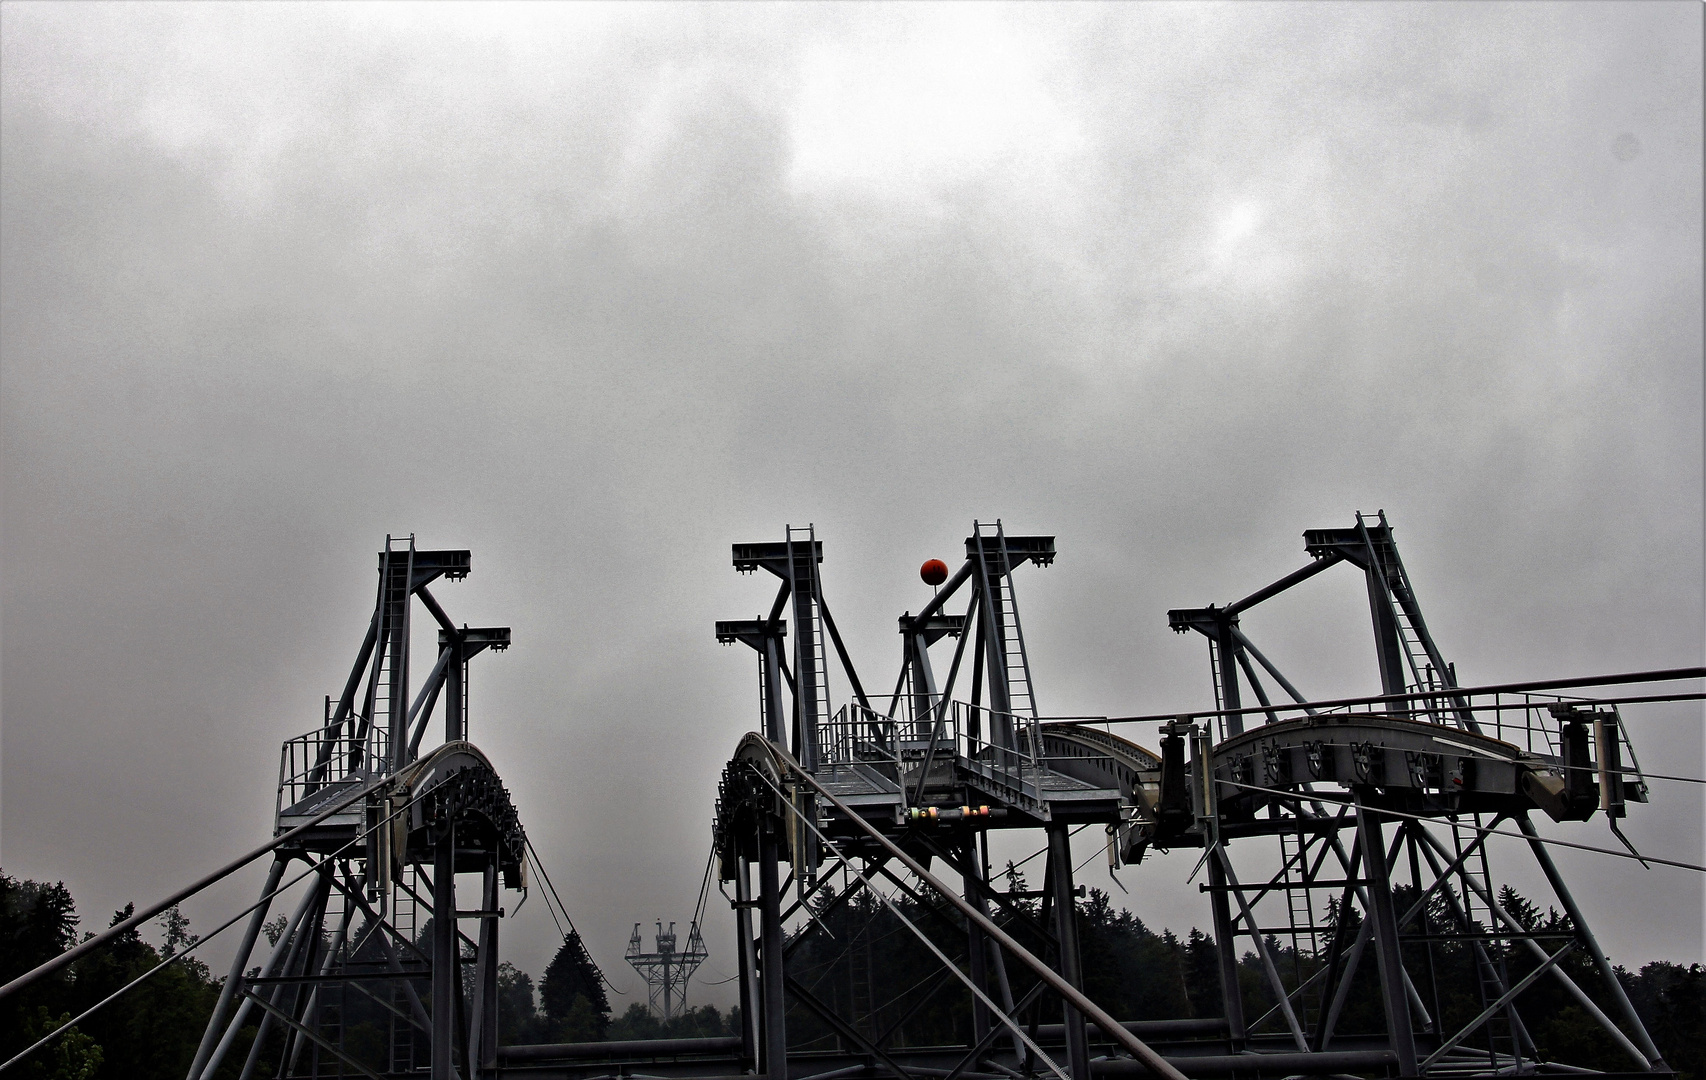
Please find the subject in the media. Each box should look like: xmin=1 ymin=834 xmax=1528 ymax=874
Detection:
xmin=1542 ymin=760 xmax=1705 ymax=786
xmin=795 ymin=916 xmax=921 ymax=990
xmin=1005 ymin=823 xmax=1092 ymax=876
xmin=1082 ymin=666 xmax=1706 ymax=728
xmin=1214 ymin=777 xmax=1706 ymax=873
xmin=0 ymin=769 xmax=398 ymax=1004
xmin=522 ymin=836 xmax=581 ymax=940
xmin=692 ymin=842 xmax=717 ymax=935
xmin=523 ymin=834 xmax=619 ymax=992
xmin=2 ymin=779 xmax=436 ymax=1074
xmin=523 ymin=846 xmax=567 ymax=940
xmin=775 ymin=762 xmax=1195 ymax=1080
xmin=751 ymin=770 xmax=1074 ymax=1080
xmin=1072 ymin=839 xmax=1104 ymax=879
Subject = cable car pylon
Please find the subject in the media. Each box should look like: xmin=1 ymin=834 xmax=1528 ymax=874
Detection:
xmin=708 ymin=517 xmax=1688 ymax=1080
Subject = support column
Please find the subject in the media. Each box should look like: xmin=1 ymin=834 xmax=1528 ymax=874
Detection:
xmin=194 ymin=861 xmax=325 ymax=1080
xmin=467 ymin=862 xmax=498 ymax=1075
xmin=763 ymin=636 xmax=788 ymax=745
xmin=735 ymin=857 xmax=760 ymax=1071
xmin=1046 ymin=825 xmax=1090 ymax=1080
xmin=1212 ymin=619 xmax=1244 ymax=737
xmin=790 ymin=564 xmax=821 ymax=773
xmin=1205 ymin=850 xmax=1247 ymax=1043
xmin=187 ymin=858 xmax=287 ymax=1080
xmin=980 ymin=831 xmax=1019 ymax=1057
xmin=445 ymin=638 xmax=464 ymax=744
xmin=1312 ymin=832 xmax=1360 ymax=1052
xmin=237 ymin=868 xmax=332 ymax=1080
xmin=1363 ymin=568 xmax=1406 ymax=697
xmin=1355 ymin=797 xmax=1417 ymax=1076
xmin=1517 ymin=814 xmax=1665 ymax=1069
xmin=977 ymin=567 xmax=1015 ymax=750
xmin=758 ymin=824 xmax=789 ymax=1080
xmin=389 ymin=558 xmax=413 ymax=771
xmin=433 ymin=822 xmax=458 ymax=1080
xmin=965 ymin=840 xmax=992 ymax=1047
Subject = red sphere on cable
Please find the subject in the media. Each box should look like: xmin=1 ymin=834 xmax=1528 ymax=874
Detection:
xmin=920 ymin=559 xmax=949 ymax=587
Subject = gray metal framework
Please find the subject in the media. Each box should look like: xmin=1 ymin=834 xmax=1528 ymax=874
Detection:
xmin=708 ymin=522 xmax=1196 ymax=1080
xmin=190 ymin=535 xmax=531 ymax=1080
xmin=694 ymin=517 xmax=1680 ymax=1080
xmin=9 ymin=522 xmax=1684 ymax=1080
xmin=1145 ymin=512 xmax=1667 ymax=1078
xmin=627 ymin=921 xmax=709 ymax=1021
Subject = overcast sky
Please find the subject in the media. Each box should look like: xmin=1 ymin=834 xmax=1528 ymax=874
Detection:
xmin=3 ymin=2 xmax=1701 ymax=1007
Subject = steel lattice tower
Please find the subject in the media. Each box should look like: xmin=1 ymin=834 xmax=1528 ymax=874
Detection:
xmin=186 ymin=536 xmax=534 ymax=1080
xmin=626 ymin=920 xmax=709 ymax=1021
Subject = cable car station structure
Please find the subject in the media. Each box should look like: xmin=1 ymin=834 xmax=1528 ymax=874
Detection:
xmin=1 ymin=520 xmax=1697 ymax=1080
xmin=193 ymin=536 xmax=528 ymax=1080
xmin=708 ymin=516 xmax=1683 ymax=1080
xmin=2 ymin=537 xmax=531 ymax=1080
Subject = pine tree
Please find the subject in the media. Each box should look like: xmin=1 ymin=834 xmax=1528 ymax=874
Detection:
xmin=541 ymin=930 xmax=610 ymax=1041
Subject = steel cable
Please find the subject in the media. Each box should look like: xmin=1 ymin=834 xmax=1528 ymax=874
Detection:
xmin=1 ymin=780 xmax=436 ymax=1074
xmin=1214 ymin=777 xmax=1706 ymax=872
xmin=1248 ymin=736 xmax=1705 ymax=787
xmin=750 ymin=769 xmax=1075 ymax=1080
xmin=522 ymin=834 xmax=620 ymax=992
xmin=0 ymin=769 xmax=398 ymax=1003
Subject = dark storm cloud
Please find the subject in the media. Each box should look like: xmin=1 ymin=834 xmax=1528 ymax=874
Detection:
xmin=3 ymin=2 xmax=1700 ymax=991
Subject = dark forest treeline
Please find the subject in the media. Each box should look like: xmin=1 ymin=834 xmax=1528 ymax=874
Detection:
xmin=3 ymin=870 xmax=1701 ymax=1079
xmin=773 ymin=867 xmax=1702 ymax=1080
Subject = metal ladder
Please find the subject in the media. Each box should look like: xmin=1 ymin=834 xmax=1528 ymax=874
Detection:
xmin=786 ymin=525 xmax=832 ymax=760
xmin=1361 ymin=512 xmax=1466 ymax=729
xmin=1393 ymin=605 xmax=1435 ymax=698
xmin=389 ymin=863 xmax=421 ymax=1074
xmin=1206 ymin=636 xmax=1228 ymax=743
xmin=316 ymin=981 xmax=344 ymax=1079
xmin=305 ymin=889 xmax=347 ymax=1079
xmin=975 ymin=521 xmax=1038 ymax=719
xmin=849 ymin=911 xmax=874 ymax=1036
xmin=365 ymin=536 xmax=414 ymax=774
xmin=1454 ymin=820 xmax=1518 ymax=1069
xmin=1279 ymin=827 xmax=1318 ymax=971
xmin=456 ymin=642 xmax=469 ymax=748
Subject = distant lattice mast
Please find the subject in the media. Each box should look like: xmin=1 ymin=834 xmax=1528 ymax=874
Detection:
xmin=626 ymin=919 xmax=708 ymax=1021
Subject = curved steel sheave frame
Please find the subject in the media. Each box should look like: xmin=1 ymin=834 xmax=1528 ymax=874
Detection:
xmin=710 ymin=517 xmax=1676 ymax=1080
xmin=1151 ymin=512 xmax=1667 ymax=1078
xmin=187 ymin=536 xmax=528 ymax=1080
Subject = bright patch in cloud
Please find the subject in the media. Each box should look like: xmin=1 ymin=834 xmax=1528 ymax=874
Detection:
xmin=1215 ymin=201 xmax=1266 ymax=252
xmin=785 ymin=10 xmax=1082 ymax=203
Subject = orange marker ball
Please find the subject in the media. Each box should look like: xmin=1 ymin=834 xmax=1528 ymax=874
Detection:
xmin=920 ymin=559 xmax=949 ymax=586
